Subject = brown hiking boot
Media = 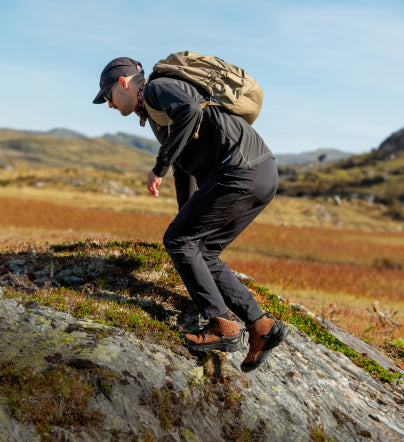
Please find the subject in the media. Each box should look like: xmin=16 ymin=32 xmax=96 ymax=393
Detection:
xmin=241 ymin=313 xmax=289 ymax=372
xmin=184 ymin=317 xmax=242 ymax=352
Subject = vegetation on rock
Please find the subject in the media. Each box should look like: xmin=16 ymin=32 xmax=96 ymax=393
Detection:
xmin=2 ymin=239 xmax=402 ymax=385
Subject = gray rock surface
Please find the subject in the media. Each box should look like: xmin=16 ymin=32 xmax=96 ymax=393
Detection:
xmin=318 ymin=318 xmax=403 ymax=374
xmin=0 ymin=297 xmax=403 ymax=442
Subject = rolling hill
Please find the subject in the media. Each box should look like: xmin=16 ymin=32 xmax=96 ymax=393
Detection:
xmin=99 ymin=132 xmax=160 ymax=154
xmin=1 ymin=126 xmax=403 ymax=220
xmin=0 ymin=128 xmax=155 ymax=172
xmin=0 ymin=128 xmax=353 ymax=166
xmin=277 ymin=127 xmax=404 ymax=219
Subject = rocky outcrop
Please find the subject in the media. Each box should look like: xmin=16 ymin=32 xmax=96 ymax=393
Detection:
xmin=376 ymin=128 xmax=404 ymax=159
xmin=1 ymin=294 xmax=403 ymax=442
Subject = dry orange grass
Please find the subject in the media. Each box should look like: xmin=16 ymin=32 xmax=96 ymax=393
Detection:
xmin=224 ymin=225 xmax=404 ymax=346
xmin=221 ymin=217 xmax=404 ymax=346
xmin=0 ymin=196 xmax=170 ymax=243
xmin=230 ymin=223 xmax=404 ymax=267
xmin=224 ymin=254 xmax=404 ymax=301
xmin=224 ymin=253 xmax=404 ymax=342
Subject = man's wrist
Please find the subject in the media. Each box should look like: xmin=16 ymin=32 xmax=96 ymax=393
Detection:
xmin=152 ymin=165 xmax=167 ymax=178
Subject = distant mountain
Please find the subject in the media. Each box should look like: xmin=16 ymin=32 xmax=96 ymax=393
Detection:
xmin=275 ymin=148 xmax=353 ymax=166
xmin=100 ymin=132 xmax=159 ymax=155
xmin=0 ymin=128 xmax=85 ymax=140
xmin=0 ymin=128 xmax=154 ymax=172
xmin=0 ymin=128 xmax=159 ymax=156
xmin=45 ymin=128 xmax=85 ymax=138
xmin=0 ymin=128 xmax=357 ymax=165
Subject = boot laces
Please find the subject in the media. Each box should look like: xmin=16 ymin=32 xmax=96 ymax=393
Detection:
xmin=193 ymin=321 xmax=215 ymax=339
xmin=241 ymin=328 xmax=249 ymax=344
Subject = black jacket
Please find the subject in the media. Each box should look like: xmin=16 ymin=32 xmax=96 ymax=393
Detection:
xmin=143 ymin=76 xmax=274 ymax=208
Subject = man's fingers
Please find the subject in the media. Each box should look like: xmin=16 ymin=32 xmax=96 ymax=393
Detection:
xmin=148 ymin=183 xmax=158 ymax=196
xmin=147 ymin=171 xmax=161 ymax=197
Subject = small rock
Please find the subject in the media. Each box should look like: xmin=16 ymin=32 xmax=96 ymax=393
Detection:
xmin=8 ymin=259 xmax=29 ymax=275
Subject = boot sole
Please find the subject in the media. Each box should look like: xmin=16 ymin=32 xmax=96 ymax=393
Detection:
xmin=241 ymin=320 xmax=289 ymax=372
xmin=186 ymin=334 xmax=242 ymax=353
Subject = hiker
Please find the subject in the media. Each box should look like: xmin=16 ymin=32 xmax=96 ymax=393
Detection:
xmin=93 ymin=55 xmax=289 ymax=371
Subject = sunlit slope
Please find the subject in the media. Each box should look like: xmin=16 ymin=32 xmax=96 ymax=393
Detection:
xmin=0 ymin=129 xmax=155 ymax=172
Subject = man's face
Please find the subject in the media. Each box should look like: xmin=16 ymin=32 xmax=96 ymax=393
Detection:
xmin=106 ymin=80 xmax=136 ymax=116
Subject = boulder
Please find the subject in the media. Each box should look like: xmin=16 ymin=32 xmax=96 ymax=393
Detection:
xmin=0 ymin=298 xmax=403 ymax=442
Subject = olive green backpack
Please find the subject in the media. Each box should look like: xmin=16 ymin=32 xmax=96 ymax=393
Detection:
xmin=143 ymin=51 xmax=263 ymax=138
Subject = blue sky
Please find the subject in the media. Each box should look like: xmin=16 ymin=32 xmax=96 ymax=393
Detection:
xmin=0 ymin=0 xmax=403 ymax=155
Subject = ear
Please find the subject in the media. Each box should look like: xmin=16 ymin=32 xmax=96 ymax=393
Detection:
xmin=119 ymin=76 xmax=129 ymax=89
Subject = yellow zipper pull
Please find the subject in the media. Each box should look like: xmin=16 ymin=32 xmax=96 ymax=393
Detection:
xmin=193 ymin=101 xmax=213 ymax=139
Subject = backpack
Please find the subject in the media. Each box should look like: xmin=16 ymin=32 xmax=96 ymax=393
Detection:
xmin=143 ymin=51 xmax=263 ymax=137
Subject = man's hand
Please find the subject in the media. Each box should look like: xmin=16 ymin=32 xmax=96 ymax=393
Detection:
xmin=147 ymin=171 xmax=162 ymax=197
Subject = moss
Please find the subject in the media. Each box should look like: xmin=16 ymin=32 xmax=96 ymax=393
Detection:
xmin=3 ymin=239 xmax=402 ymax=384
xmin=0 ymin=360 xmax=111 ymax=439
xmin=4 ymin=285 xmax=184 ymax=351
xmin=136 ymin=428 xmax=156 ymax=441
xmin=181 ymin=428 xmax=199 ymax=441
xmin=243 ymin=279 xmax=404 ymax=384
xmin=139 ymin=381 xmax=184 ymax=432
xmin=50 ymin=240 xmax=170 ymax=273
xmin=200 ymin=351 xmax=229 ymax=384
xmin=154 ymin=383 xmax=183 ymax=431
xmin=188 ymin=366 xmax=205 ymax=386
xmin=308 ymin=425 xmax=333 ymax=441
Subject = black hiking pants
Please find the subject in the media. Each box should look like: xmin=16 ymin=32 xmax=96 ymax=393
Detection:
xmin=163 ymin=157 xmax=278 ymax=324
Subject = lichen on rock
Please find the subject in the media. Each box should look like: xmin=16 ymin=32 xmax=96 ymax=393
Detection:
xmin=0 ymin=297 xmax=403 ymax=441
xmin=0 ymin=241 xmax=403 ymax=441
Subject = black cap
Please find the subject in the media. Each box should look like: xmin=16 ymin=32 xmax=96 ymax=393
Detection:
xmin=93 ymin=57 xmax=144 ymax=104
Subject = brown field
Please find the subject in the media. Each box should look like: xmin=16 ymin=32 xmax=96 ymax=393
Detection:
xmin=0 ymin=180 xmax=403 ymax=352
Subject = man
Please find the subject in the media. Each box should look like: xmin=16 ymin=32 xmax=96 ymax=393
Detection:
xmin=93 ymin=56 xmax=289 ymax=371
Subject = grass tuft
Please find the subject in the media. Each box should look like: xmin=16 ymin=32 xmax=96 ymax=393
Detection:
xmin=0 ymin=361 xmax=109 ymax=439
xmin=243 ymin=279 xmax=404 ymax=384
xmin=2 ymin=239 xmax=402 ymax=383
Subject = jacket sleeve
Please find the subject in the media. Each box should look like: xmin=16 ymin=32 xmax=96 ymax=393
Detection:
xmin=173 ymin=163 xmax=197 ymax=209
xmin=144 ymin=80 xmax=203 ymax=177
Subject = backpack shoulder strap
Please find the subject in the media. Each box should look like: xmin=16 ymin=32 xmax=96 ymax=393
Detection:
xmin=143 ymin=75 xmax=219 ymax=138
xmin=143 ymin=76 xmax=173 ymax=126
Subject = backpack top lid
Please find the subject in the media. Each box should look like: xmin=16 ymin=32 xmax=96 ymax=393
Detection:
xmin=148 ymin=51 xmax=263 ymax=125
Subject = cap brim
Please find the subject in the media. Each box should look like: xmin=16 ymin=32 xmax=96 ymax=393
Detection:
xmin=93 ymin=79 xmax=115 ymax=104
xmin=93 ymin=86 xmax=108 ymax=104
